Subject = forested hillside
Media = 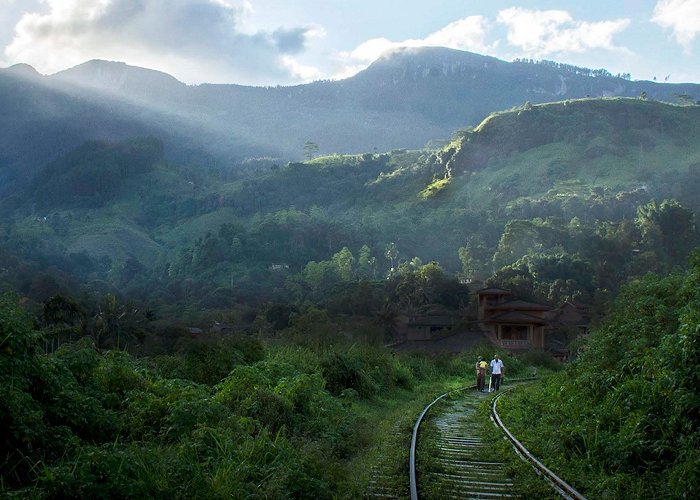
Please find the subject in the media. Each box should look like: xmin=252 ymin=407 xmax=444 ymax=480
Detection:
xmin=3 ymin=97 xmax=699 ymax=320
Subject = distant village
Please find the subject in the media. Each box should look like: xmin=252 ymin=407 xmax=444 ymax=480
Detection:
xmin=189 ymin=285 xmax=590 ymax=360
xmin=392 ymin=286 xmax=589 ymax=360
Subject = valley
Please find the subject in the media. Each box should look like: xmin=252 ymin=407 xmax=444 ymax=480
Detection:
xmin=1 ymin=47 xmax=700 ymax=499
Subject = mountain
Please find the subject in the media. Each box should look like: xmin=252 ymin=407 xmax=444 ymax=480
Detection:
xmin=1 ymin=95 xmax=699 ymax=334
xmin=0 ymin=62 xmax=238 ymax=196
xmin=52 ymin=59 xmax=184 ymax=95
xmin=4 ymin=97 xmax=699 ymax=280
xmin=1 ymin=47 xmax=699 ymax=198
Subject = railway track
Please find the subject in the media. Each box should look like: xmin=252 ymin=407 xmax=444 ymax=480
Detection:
xmin=408 ymin=381 xmax=586 ymax=500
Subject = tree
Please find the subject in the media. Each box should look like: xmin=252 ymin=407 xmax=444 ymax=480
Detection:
xmin=42 ymin=295 xmax=86 ymax=351
xmin=492 ymin=220 xmax=543 ymax=268
xmin=303 ymin=141 xmax=319 ymax=160
xmin=92 ymin=294 xmax=149 ymax=350
xmin=384 ymin=242 xmax=398 ymax=273
xmin=490 ymin=252 xmax=595 ymax=304
xmin=303 ymin=260 xmax=339 ymax=300
xmin=357 ymin=245 xmax=377 ymax=280
xmin=636 ymin=199 xmax=697 ymax=265
xmin=387 ymin=261 xmax=468 ymax=311
xmin=331 ymin=247 xmax=355 ymax=282
xmin=0 ymin=293 xmax=47 ymax=481
xmin=458 ymin=235 xmax=491 ymax=280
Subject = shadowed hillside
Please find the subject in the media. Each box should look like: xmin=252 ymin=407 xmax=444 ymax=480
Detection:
xmin=2 ymin=47 xmax=699 ymax=198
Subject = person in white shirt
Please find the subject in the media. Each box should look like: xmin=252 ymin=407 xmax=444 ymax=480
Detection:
xmin=489 ymin=354 xmax=505 ymax=391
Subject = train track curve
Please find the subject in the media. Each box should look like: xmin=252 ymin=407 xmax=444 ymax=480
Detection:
xmin=409 ymin=381 xmax=586 ymax=500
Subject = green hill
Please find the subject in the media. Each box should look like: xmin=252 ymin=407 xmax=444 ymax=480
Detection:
xmin=1 ymin=97 xmax=699 ymax=319
xmin=2 ymin=91 xmax=699 ymax=500
xmin=439 ymin=98 xmax=700 ymax=207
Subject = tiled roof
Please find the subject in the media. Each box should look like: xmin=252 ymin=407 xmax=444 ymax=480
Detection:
xmin=476 ymin=287 xmax=513 ymax=295
xmin=485 ymin=311 xmax=548 ymax=325
xmin=408 ymin=315 xmax=455 ymax=326
xmin=488 ymin=299 xmax=551 ymax=311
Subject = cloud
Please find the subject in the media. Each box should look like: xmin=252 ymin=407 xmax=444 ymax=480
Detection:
xmin=2 ymin=0 xmax=320 ymax=84
xmin=281 ymin=55 xmax=321 ymax=81
xmin=334 ymin=9 xmax=632 ymax=80
xmin=272 ymin=27 xmax=309 ymax=54
xmin=496 ymin=7 xmax=631 ymax=56
xmin=335 ymin=15 xmax=495 ymax=78
xmin=652 ymin=0 xmax=700 ymax=51
xmin=423 ymin=16 xmax=495 ymax=53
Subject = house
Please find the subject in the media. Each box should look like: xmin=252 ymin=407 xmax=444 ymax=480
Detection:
xmin=395 ymin=306 xmax=459 ymax=341
xmin=476 ymin=287 xmax=513 ymax=320
xmin=268 ymin=263 xmax=290 ymax=271
xmin=476 ymin=288 xmax=591 ymax=356
xmin=544 ymin=301 xmax=592 ymax=360
xmin=545 ymin=301 xmax=591 ymax=336
xmin=476 ymin=288 xmax=552 ymax=350
xmin=210 ymin=322 xmax=235 ymax=334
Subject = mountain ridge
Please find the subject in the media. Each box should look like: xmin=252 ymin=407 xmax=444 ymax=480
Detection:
xmin=1 ymin=47 xmax=699 ymax=197
xmin=51 ymin=59 xmax=186 ymax=95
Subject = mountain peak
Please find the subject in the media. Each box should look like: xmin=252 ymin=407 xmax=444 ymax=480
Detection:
xmin=376 ymin=46 xmax=497 ymax=65
xmin=355 ymin=46 xmax=506 ymax=84
xmin=50 ymin=59 xmax=184 ymax=93
xmin=3 ymin=63 xmax=42 ymax=78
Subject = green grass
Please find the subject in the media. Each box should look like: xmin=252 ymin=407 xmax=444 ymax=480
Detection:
xmin=342 ymin=378 xmax=460 ymax=497
xmin=481 ymin=383 xmax=560 ymax=498
xmin=419 ymin=177 xmax=452 ymax=199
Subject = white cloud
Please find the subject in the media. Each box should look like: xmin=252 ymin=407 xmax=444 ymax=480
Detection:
xmin=652 ymin=0 xmax=700 ymax=51
xmin=423 ymin=16 xmax=494 ymax=53
xmin=332 ymin=9 xmax=632 ymax=81
xmin=497 ymin=7 xmax=631 ymax=57
xmin=334 ymin=15 xmax=495 ymax=78
xmin=281 ymin=55 xmax=321 ymax=81
xmin=2 ymin=0 xmax=319 ymax=84
xmin=347 ymin=37 xmax=397 ymax=64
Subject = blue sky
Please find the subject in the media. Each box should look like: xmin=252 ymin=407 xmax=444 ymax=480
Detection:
xmin=1 ymin=0 xmax=699 ymax=85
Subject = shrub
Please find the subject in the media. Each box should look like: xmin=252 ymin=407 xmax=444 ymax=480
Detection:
xmin=320 ymin=349 xmax=378 ymax=398
xmin=516 ymin=349 xmax=564 ymax=372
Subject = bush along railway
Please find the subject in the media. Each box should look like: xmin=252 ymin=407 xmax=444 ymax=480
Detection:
xmin=405 ymin=380 xmax=586 ymax=500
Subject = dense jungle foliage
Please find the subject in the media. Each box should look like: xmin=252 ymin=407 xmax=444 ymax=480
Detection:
xmin=0 ymin=291 xmax=547 ymax=497
xmin=498 ymin=250 xmax=700 ymax=498
xmin=1 ymin=98 xmax=699 ymax=332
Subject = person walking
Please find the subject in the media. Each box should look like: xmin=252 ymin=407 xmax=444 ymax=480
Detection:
xmin=489 ymin=354 xmax=505 ymax=392
xmin=475 ymin=356 xmax=487 ymax=392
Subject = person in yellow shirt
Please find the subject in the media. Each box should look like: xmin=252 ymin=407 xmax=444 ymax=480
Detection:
xmin=475 ymin=356 xmax=488 ymax=392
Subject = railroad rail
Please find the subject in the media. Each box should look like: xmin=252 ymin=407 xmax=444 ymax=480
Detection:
xmin=409 ymin=380 xmax=586 ymax=499
xmin=491 ymin=390 xmax=586 ymax=500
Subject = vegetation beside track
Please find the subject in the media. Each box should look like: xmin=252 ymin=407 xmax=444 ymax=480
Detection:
xmin=496 ymin=251 xmax=700 ymax=498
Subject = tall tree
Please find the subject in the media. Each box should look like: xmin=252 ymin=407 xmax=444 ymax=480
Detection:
xmin=303 ymin=141 xmax=319 ymax=160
